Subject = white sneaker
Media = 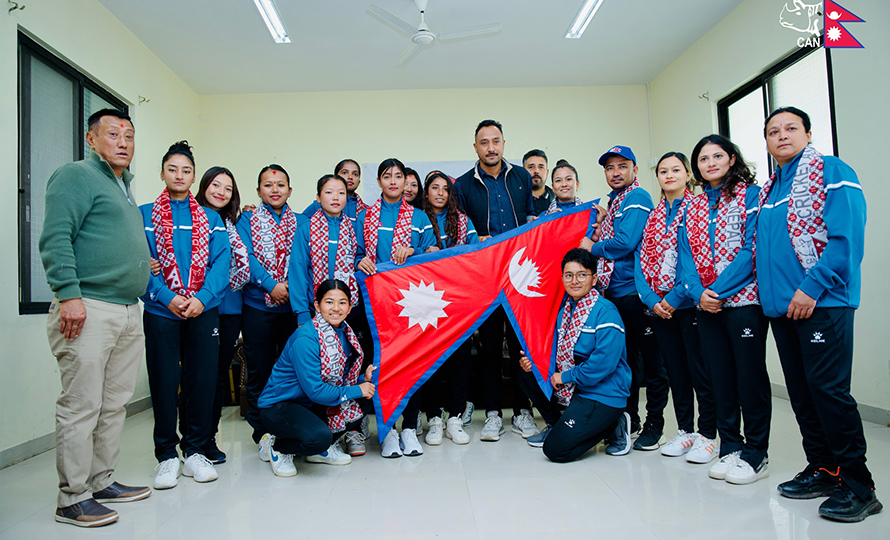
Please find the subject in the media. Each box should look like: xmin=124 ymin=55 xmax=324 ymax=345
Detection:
xmin=344 ymin=431 xmax=366 ymax=456
xmin=400 ymin=428 xmax=423 ymax=456
xmin=381 ymin=428 xmax=402 ymax=458
xmin=480 ymin=411 xmax=505 ymax=442
xmin=709 ymin=451 xmax=741 ymax=480
xmin=445 ymin=416 xmax=470 ymax=445
xmin=258 ymin=433 xmax=274 ymax=462
xmin=425 ymin=417 xmax=444 ymax=445
xmin=725 ymin=457 xmax=769 ymax=485
xmin=182 ymin=453 xmax=218 ymax=483
xmin=511 ymin=409 xmax=540 ymax=438
xmin=415 ymin=412 xmax=424 ymax=436
xmin=462 ymin=401 xmax=474 ymax=426
xmin=269 ymin=446 xmax=297 ymax=477
xmin=307 ymin=443 xmax=352 ymax=465
xmin=153 ymin=457 xmax=180 ymax=490
xmin=687 ymin=434 xmax=720 ymax=464
xmin=360 ymin=416 xmax=371 ymax=440
xmin=661 ymin=430 xmax=696 ymax=457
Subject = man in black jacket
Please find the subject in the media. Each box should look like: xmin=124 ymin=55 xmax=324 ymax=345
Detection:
xmin=454 ymin=120 xmax=538 ymax=442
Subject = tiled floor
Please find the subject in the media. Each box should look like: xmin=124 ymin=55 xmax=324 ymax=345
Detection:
xmin=1 ymin=396 xmax=887 ymax=539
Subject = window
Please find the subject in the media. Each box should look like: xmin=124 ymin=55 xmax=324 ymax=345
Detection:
xmin=718 ymin=46 xmax=837 ymax=184
xmin=18 ymin=33 xmax=128 ymax=314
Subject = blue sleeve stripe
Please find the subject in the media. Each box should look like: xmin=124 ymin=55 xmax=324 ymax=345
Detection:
xmin=825 ymin=181 xmax=863 ymax=192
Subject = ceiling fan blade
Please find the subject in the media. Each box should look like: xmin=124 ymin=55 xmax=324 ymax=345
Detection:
xmin=437 ymin=23 xmax=501 ymax=41
xmin=396 ymin=42 xmax=424 ymax=66
xmin=368 ymin=4 xmax=418 ymax=35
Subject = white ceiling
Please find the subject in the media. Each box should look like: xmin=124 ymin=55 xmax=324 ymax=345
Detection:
xmin=97 ymin=0 xmax=744 ymax=95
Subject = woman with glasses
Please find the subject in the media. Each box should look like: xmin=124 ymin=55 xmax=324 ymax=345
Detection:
xmin=516 ymin=248 xmax=631 ymax=461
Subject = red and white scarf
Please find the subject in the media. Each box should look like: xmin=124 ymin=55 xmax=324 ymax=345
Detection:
xmin=555 ymin=289 xmax=599 ymax=406
xmin=544 ymin=197 xmax=583 ymax=216
xmin=151 ymin=190 xmax=209 ymax=298
xmin=756 ymin=144 xmax=827 ymax=271
xmin=685 ymin=184 xmax=758 ymax=307
xmin=354 ymin=194 xmax=369 ymax=214
xmin=363 ymin=199 xmax=414 ymax=264
xmin=435 ymin=210 xmax=470 ymax=248
xmin=640 ymin=191 xmax=691 ymax=298
xmin=225 ymin=218 xmax=250 ymax=291
xmin=250 ymin=204 xmax=297 ymax=307
xmin=597 ymin=180 xmax=642 ymax=290
xmin=314 ymin=313 xmax=364 ymax=432
xmin=309 ymin=210 xmax=359 ymax=306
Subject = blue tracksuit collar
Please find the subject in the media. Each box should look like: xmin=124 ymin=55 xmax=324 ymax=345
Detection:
xmin=777 ymin=149 xmax=806 ymax=182
xmin=381 ymin=198 xmax=402 ymax=210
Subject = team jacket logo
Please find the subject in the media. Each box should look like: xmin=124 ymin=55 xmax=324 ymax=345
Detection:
xmin=811 ymin=331 xmax=825 ymax=343
xmin=211 ymin=327 xmax=219 ymax=337
xmin=742 ymin=328 xmax=754 ymax=338
xmin=564 ymin=418 xmax=576 ymax=428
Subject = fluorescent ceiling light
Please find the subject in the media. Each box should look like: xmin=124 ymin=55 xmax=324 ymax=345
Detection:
xmin=565 ymin=0 xmax=605 ymax=39
xmin=254 ymin=0 xmax=291 ymax=43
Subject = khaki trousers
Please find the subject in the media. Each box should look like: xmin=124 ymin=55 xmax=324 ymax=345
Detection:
xmin=47 ymin=298 xmax=144 ymax=507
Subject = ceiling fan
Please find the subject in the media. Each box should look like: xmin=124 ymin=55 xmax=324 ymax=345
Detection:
xmin=368 ymin=0 xmax=501 ymax=66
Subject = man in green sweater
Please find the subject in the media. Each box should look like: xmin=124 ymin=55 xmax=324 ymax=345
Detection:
xmin=39 ymin=109 xmax=151 ymax=528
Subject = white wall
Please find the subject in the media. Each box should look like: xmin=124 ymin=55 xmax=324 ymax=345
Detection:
xmin=0 ymin=0 xmax=201 ymax=461
xmin=197 ymin=85 xmax=654 ymax=211
xmin=649 ymin=0 xmax=890 ymax=418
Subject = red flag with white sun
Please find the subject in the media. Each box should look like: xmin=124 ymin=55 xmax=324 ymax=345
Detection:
xmin=824 ymin=1 xmax=865 ymax=48
xmin=358 ymin=202 xmax=598 ymax=440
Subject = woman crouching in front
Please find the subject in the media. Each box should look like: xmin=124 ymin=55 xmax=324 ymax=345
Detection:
xmin=518 ymin=248 xmax=631 ymax=462
xmin=256 ymin=279 xmax=375 ymax=477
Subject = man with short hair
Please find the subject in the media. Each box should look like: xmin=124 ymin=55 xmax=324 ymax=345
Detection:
xmin=581 ymin=145 xmax=669 ymax=455
xmin=454 ymin=119 xmax=538 ymax=442
xmin=524 ymin=149 xmax=554 ymax=216
xmin=40 ymin=109 xmax=152 ymax=527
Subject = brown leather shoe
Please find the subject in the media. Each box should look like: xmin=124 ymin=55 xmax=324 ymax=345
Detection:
xmin=55 ymin=499 xmax=118 ymax=527
xmin=92 ymin=481 xmax=151 ymax=503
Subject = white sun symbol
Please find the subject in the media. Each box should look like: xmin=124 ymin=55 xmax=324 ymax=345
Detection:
xmin=396 ymin=280 xmax=450 ymax=331
xmin=827 ymin=26 xmax=842 ymax=41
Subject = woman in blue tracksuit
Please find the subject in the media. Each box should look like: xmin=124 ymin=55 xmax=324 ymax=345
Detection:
xmin=236 ymin=164 xmax=308 ymax=454
xmin=517 ymin=248 xmax=631 ymax=461
xmin=544 ymin=160 xmax=584 ymax=214
xmin=355 ymin=158 xmax=435 ymax=458
xmin=634 ymin=152 xmax=717 ymax=464
xmin=402 ymin=171 xmax=480 ymax=448
xmin=140 ymin=141 xmax=230 ymax=489
xmin=193 ymin=166 xmax=247 ymax=464
xmin=258 ymin=280 xmax=376 ymax=477
xmin=678 ymin=134 xmax=770 ymax=485
xmin=757 ymin=107 xmax=879 ymax=522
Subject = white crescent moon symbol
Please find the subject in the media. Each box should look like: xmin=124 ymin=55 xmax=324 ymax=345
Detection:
xmin=509 ymin=247 xmax=545 ymax=298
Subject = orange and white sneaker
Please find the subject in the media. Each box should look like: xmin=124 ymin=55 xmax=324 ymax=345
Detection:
xmin=687 ymin=434 xmax=720 ymax=464
xmin=661 ymin=430 xmax=696 ymax=457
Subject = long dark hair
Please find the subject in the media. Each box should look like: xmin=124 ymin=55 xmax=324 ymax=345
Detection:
xmin=423 ymin=171 xmax=463 ymax=249
xmin=690 ymin=134 xmax=756 ymax=201
xmin=196 ymin=166 xmax=241 ymax=224
xmin=404 ymin=167 xmax=424 ymax=209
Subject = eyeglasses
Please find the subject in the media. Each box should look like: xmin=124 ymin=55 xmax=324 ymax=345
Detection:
xmin=562 ymin=272 xmax=593 ymax=282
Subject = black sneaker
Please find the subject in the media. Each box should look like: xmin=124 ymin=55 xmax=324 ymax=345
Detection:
xmin=633 ymin=424 xmax=663 ymax=451
xmin=93 ymin=481 xmax=151 ymax=503
xmin=204 ymin=438 xmax=227 ymax=464
xmin=605 ymin=412 xmax=632 ymax=456
xmin=777 ymin=467 xmax=839 ymax=500
xmin=630 ymin=421 xmax=642 ymax=439
xmin=55 ymin=499 xmax=118 ymax=528
xmin=818 ymin=485 xmax=882 ymax=523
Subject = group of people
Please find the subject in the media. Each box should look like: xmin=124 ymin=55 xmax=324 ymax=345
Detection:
xmin=39 ymin=108 xmax=880 ymax=528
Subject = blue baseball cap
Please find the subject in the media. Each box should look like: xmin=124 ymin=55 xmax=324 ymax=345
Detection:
xmin=598 ymin=145 xmax=636 ymax=166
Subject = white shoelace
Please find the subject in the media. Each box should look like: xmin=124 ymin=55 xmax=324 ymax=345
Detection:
xmin=155 ymin=458 xmax=178 ymax=475
xmin=484 ymin=414 xmax=500 ymax=430
xmin=277 ymin=453 xmax=294 ymax=467
xmin=345 ymin=431 xmax=364 ymax=447
xmin=189 ymin=454 xmax=214 ymax=472
xmin=667 ymin=430 xmax=691 ymax=446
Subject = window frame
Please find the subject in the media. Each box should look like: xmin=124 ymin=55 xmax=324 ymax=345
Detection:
xmin=717 ymin=45 xmax=839 ymax=170
xmin=17 ymin=32 xmax=128 ymax=315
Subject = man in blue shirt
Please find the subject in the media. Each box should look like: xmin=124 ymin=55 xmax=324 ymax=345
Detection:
xmin=581 ymin=145 xmax=668 ymax=454
xmin=454 ymin=120 xmax=538 ymax=442
xmin=758 ymin=107 xmax=880 ymax=523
